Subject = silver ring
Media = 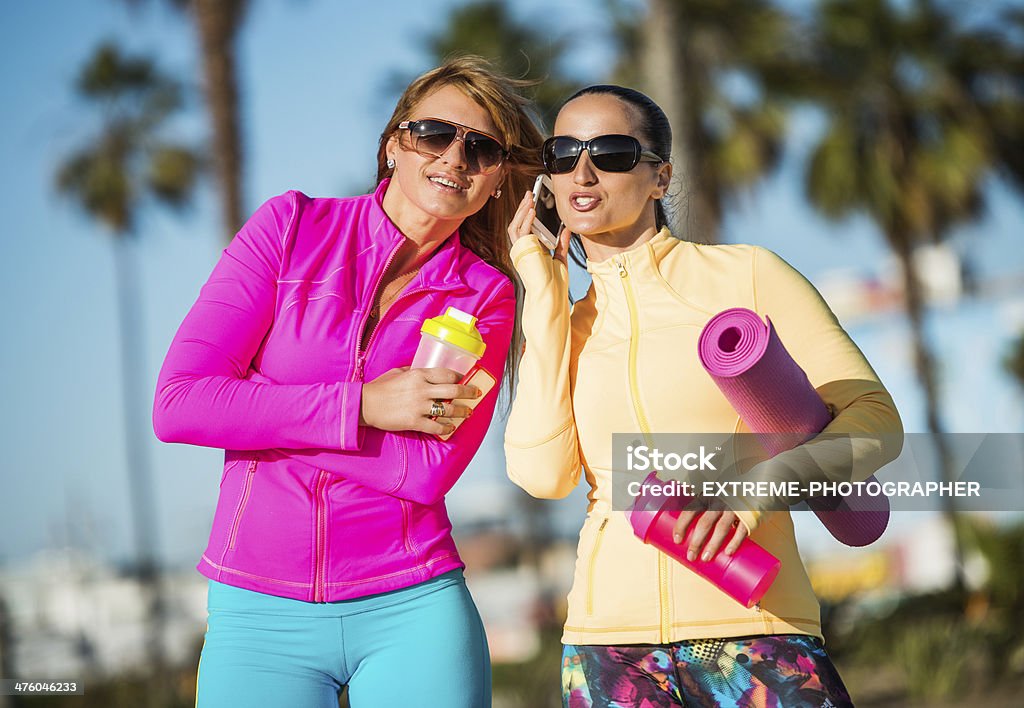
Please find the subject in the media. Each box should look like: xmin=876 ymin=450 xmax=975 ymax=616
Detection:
xmin=429 ymin=400 xmax=446 ymax=418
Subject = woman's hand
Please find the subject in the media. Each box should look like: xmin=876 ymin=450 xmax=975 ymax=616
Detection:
xmin=671 ymin=505 xmax=748 ymax=562
xmin=507 ymin=190 xmax=571 ymax=263
xmin=360 ymin=367 xmax=481 ymax=436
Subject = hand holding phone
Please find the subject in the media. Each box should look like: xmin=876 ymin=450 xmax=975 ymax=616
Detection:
xmin=531 ymin=174 xmax=561 ymax=250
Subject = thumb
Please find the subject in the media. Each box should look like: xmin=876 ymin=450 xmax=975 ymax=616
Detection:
xmin=554 ymin=225 xmax=572 ymax=264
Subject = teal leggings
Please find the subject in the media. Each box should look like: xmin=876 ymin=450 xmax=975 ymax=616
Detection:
xmin=195 ymin=569 xmax=491 ymax=707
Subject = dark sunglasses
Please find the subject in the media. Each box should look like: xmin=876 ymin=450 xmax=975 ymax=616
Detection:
xmin=542 ymin=134 xmax=663 ymax=174
xmin=398 ymin=118 xmax=508 ymax=175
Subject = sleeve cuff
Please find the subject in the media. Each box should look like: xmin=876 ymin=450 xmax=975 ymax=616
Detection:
xmin=734 ymin=508 xmax=762 ymax=535
xmin=510 ymin=234 xmax=549 ymax=267
xmin=339 ymin=381 xmax=363 ymax=451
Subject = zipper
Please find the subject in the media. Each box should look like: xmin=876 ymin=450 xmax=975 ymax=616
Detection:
xmin=312 ymin=470 xmax=330 ymax=602
xmin=614 ymin=257 xmax=670 ymax=642
xmin=227 ymin=460 xmax=258 ymax=550
xmin=586 ymin=518 xmax=609 ymax=615
xmin=617 ymin=259 xmax=653 ymax=435
xmin=400 ymin=499 xmax=415 ymax=555
xmin=753 ymin=601 xmax=770 ymax=633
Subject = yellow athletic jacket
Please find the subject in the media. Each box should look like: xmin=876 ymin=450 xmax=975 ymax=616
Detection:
xmin=504 ymin=229 xmax=903 ymax=645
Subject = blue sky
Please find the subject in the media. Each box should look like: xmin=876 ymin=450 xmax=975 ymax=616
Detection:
xmin=1 ymin=0 xmax=1022 ymax=568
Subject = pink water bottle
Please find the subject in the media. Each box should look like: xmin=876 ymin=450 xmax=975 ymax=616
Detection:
xmin=628 ymin=472 xmax=781 ymax=608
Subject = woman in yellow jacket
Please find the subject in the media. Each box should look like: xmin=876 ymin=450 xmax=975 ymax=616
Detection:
xmin=505 ymin=85 xmax=903 ymax=707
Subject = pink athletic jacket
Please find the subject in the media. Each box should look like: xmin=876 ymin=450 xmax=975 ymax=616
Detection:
xmin=153 ymin=179 xmax=515 ymax=602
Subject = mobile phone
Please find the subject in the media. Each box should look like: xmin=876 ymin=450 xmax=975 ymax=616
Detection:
xmin=531 ymin=174 xmax=561 ymax=250
xmin=433 ymin=366 xmax=498 ymax=441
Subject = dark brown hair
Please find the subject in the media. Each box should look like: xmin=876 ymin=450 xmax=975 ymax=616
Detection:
xmin=560 ymin=85 xmax=673 ymax=267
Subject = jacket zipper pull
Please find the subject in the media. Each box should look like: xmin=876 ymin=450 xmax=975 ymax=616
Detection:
xmin=616 ymin=260 xmax=627 ymax=278
xmin=355 ymin=354 xmax=366 ymax=382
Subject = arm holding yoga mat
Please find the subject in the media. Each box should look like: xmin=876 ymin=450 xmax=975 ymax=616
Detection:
xmin=744 ymin=247 xmax=904 ymax=507
xmin=699 ymin=306 xmax=892 ymax=546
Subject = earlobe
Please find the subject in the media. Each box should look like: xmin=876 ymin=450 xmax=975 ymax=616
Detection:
xmin=385 ymin=134 xmax=398 ymax=170
xmin=654 ymin=162 xmax=673 ymax=199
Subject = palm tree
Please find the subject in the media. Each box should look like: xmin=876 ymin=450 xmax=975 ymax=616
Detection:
xmin=410 ymin=0 xmax=580 ymax=129
xmin=125 ymin=0 xmax=249 ymax=241
xmin=945 ymin=5 xmax=1024 ymax=395
xmin=957 ymin=4 xmax=1024 ymax=193
xmin=607 ymin=0 xmax=793 ymax=243
xmin=56 ymin=42 xmax=201 ymax=684
xmin=794 ymin=0 xmax=1024 ymax=591
xmin=190 ymin=0 xmax=248 ymax=238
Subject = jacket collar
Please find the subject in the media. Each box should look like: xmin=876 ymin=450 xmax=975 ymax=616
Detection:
xmin=584 ymin=227 xmax=678 ymax=278
xmin=365 ymin=178 xmax=466 ymax=290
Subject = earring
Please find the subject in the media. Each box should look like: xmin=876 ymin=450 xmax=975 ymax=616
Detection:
xmin=491 ymin=188 xmax=502 ymax=199
xmin=386 ymin=158 xmax=395 ymax=169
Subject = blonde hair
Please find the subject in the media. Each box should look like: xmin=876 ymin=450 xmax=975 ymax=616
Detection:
xmin=376 ymin=55 xmax=544 ymax=400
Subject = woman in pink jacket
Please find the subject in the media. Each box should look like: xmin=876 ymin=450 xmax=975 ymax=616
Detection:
xmin=153 ymin=56 xmax=542 ymax=707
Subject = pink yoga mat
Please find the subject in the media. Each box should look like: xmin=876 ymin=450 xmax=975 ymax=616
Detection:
xmin=698 ymin=307 xmax=889 ymax=547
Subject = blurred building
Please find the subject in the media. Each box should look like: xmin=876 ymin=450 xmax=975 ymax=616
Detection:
xmin=0 ymin=549 xmax=206 ymax=679
xmin=457 ymin=525 xmax=578 ymax=664
xmin=805 ymin=514 xmax=963 ymax=604
xmin=818 ymin=242 xmax=968 ymax=325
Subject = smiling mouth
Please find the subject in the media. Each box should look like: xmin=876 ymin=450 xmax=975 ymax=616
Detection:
xmin=571 ymin=194 xmax=599 ymax=210
xmin=429 ymin=176 xmax=468 ymax=191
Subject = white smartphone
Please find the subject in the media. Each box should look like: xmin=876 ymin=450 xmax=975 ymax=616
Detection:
xmin=531 ymin=174 xmax=561 ymax=250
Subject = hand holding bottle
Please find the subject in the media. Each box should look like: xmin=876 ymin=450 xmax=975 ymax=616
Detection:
xmin=360 ymin=367 xmax=481 ymax=436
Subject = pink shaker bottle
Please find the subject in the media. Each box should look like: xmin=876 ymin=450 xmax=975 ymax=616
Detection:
xmin=628 ymin=471 xmax=781 ymax=608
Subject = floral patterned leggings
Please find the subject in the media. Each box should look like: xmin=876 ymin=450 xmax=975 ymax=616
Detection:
xmin=562 ymin=634 xmax=854 ymax=708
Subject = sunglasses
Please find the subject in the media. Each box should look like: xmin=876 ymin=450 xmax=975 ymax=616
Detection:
xmin=398 ymin=118 xmax=508 ymax=175
xmin=542 ymin=134 xmax=663 ymax=174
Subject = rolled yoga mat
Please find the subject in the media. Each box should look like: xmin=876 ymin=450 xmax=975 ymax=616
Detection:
xmin=698 ymin=307 xmax=889 ymax=547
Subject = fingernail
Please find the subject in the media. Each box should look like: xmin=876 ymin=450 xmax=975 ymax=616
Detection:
xmin=686 ymin=550 xmax=696 ymax=562
xmin=673 ymin=533 xmax=682 ymax=544
xmin=474 ymin=387 xmax=482 ymax=398
xmin=465 ymin=408 xmax=473 ymax=418
xmin=701 ymin=552 xmax=712 ymax=562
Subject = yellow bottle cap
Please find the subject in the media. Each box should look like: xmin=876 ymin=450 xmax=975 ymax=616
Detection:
xmin=420 ymin=307 xmax=486 ymax=358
